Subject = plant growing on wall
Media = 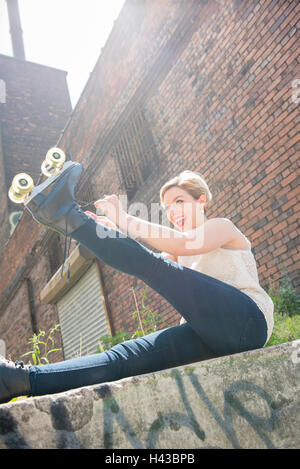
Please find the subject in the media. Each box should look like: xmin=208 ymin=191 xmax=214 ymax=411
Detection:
xmin=265 ymin=268 xmax=300 ymax=347
xmin=97 ymin=330 xmax=132 ymax=352
xmin=21 ymin=323 xmax=62 ymax=365
xmin=268 ymin=267 xmax=300 ymax=317
xmin=97 ymin=286 xmax=163 ymax=351
xmin=130 ymin=286 xmax=162 ymax=338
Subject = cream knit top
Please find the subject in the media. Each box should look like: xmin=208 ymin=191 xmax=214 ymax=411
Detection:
xmin=177 ymin=245 xmax=274 ymax=342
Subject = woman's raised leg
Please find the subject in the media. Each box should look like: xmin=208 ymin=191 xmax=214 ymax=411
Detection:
xmin=70 ymin=218 xmax=268 ymax=357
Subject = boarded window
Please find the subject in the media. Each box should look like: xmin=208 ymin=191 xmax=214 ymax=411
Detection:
xmin=57 ymin=262 xmax=109 ymax=359
xmin=113 ymin=108 xmax=158 ymax=201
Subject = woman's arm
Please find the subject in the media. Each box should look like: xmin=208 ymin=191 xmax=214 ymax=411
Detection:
xmin=92 ymin=194 xmax=187 ymax=253
xmin=118 ymin=214 xmax=237 ymax=257
xmin=92 ymin=195 xmax=238 ymax=256
xmin=119 ymin=212 xmax=187 ymax=254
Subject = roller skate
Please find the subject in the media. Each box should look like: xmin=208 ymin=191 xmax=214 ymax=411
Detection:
xmin=8 ymin=147 xmax=67 ymax=204
xmin=8 ymin=147 xmax=89 ymax=237
xmin=0 ymin=356 xmax=31 ymax=404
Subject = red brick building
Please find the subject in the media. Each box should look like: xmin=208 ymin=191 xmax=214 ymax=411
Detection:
xmin=0 ymin=0 xmax=299 ymax=362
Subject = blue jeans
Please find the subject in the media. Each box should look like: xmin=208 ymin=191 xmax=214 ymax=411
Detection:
xmin=29 ymin=219 xmax=267 ymax=396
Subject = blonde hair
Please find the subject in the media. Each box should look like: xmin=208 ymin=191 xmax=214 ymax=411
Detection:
xmin=160 ymin=170 xmax=212 ymax=212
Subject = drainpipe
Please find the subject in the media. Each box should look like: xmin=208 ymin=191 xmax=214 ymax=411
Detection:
xmin=6 ymin=0 xmax=26 ymax=60
xmin=25 ymin=277 xmax=38 ymax=334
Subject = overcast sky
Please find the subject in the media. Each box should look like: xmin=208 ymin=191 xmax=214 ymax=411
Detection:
xmin=0 ymin=0 xmax=125 ymax=107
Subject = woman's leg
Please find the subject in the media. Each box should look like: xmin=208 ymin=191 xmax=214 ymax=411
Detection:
xmin=28 ymin=218 xmax=267 ymax=397
xmin=70 ymin=218 xmax=267 ymax=356
xmin=29 ymin=323 xmax=215 ymax=396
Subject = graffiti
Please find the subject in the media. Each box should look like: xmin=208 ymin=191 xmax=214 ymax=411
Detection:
xmin=94 ymin=371 xmax=280 ymax=449
xmin=0 ymin=368 xmax=282 ymax=449
xmin=0 ymin=409 xmax=30 ymax=449
xmin=144 ymin=370 xmax=206 ymax=449
xmin=192 ymin=377 xmax=280 ymax=449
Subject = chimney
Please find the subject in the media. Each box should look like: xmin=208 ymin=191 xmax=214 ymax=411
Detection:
xmin=6 ymin=0 xmax=26 ymax=60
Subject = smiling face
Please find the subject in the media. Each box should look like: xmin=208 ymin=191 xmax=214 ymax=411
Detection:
xmin=163 ymin=186 xmax=207 ymax=231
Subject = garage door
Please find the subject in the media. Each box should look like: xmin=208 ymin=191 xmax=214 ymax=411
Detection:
xmin=57 ymin=262 xmax=109 ymax=359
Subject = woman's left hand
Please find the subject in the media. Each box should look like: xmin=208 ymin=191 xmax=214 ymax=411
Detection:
xmin=93 ymin=194 xmax=127 ymax=227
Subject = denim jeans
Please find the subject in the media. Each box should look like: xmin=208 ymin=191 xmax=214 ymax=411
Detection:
xmin=29 ymin=218 xmax=268 ymax=397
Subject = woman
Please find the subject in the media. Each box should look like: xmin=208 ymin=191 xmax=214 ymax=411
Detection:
xmin=0 ymin=166 xmax=274 ymax=403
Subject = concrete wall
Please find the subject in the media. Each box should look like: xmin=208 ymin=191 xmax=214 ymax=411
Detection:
xmin=0 ymin=341 xmax=299 ymax=449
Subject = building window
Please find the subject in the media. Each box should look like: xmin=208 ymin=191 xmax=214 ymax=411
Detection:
xmin=57 ymin=262 xmax=109 ymax=359
xmin=113 ymin=108 xmax=158 ymax=201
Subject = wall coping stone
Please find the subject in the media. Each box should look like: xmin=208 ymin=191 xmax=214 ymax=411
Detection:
xmin=0 ymin=340 xmax=299 ymax=449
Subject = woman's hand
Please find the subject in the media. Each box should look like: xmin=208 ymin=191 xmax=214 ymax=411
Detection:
xmin=85 ymin=212 xmax=118 ymax=230
xmin=93 ymin=194 xmax=127 ymax=227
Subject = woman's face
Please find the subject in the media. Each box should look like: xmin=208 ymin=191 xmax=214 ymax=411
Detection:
xmin=163 ymin=186 xmax=206 ymax=231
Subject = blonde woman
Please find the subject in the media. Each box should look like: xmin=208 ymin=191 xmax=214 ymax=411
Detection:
xmin=0 ymin=165 xmax=274 ymax=403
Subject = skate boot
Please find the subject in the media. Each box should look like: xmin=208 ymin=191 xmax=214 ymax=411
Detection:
xmin=8 ymin=147 xmax=91 ymax=279
xmin=0 ymin=356 xmax=31 ymax=404
xmin=8 ymin=147 xmax=89 ymax=237
xmin=25 ymin=161 xmax=89 ymax=237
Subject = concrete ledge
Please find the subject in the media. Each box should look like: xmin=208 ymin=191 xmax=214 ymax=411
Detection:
xmin=0 ymin=341 xmax=299 ymax=449
xmin=40 ymin=244 xmax=95 ymax=304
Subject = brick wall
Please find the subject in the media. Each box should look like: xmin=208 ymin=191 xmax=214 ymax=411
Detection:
xmin=0 ymin=0 xmax=299 ymax=360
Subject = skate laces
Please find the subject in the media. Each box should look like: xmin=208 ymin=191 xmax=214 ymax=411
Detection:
xmin=0 ymin=357 xmax=25 ymax=368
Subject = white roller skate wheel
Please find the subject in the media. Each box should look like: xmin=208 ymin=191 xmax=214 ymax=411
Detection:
xmin=45 ymin=147 xmax=66 ymax=167
xmin=11 ymin=173 xmax=34 ymax=194
xmin=41 ymin=160 xmax=61 ymax=178
xmin=8 ymin=186 xmax=27 ymax=203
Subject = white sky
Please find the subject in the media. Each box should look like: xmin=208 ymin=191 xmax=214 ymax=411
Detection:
xmin=0 ymin=0 xmax=125 ymax=107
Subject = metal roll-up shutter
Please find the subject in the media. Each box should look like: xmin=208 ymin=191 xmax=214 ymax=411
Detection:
xmin=57 ymin=262 xmax=109 ymax=359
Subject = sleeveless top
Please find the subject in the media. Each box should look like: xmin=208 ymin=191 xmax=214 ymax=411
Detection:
xmin=177 ymin=245 xmax=274 ymax=342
